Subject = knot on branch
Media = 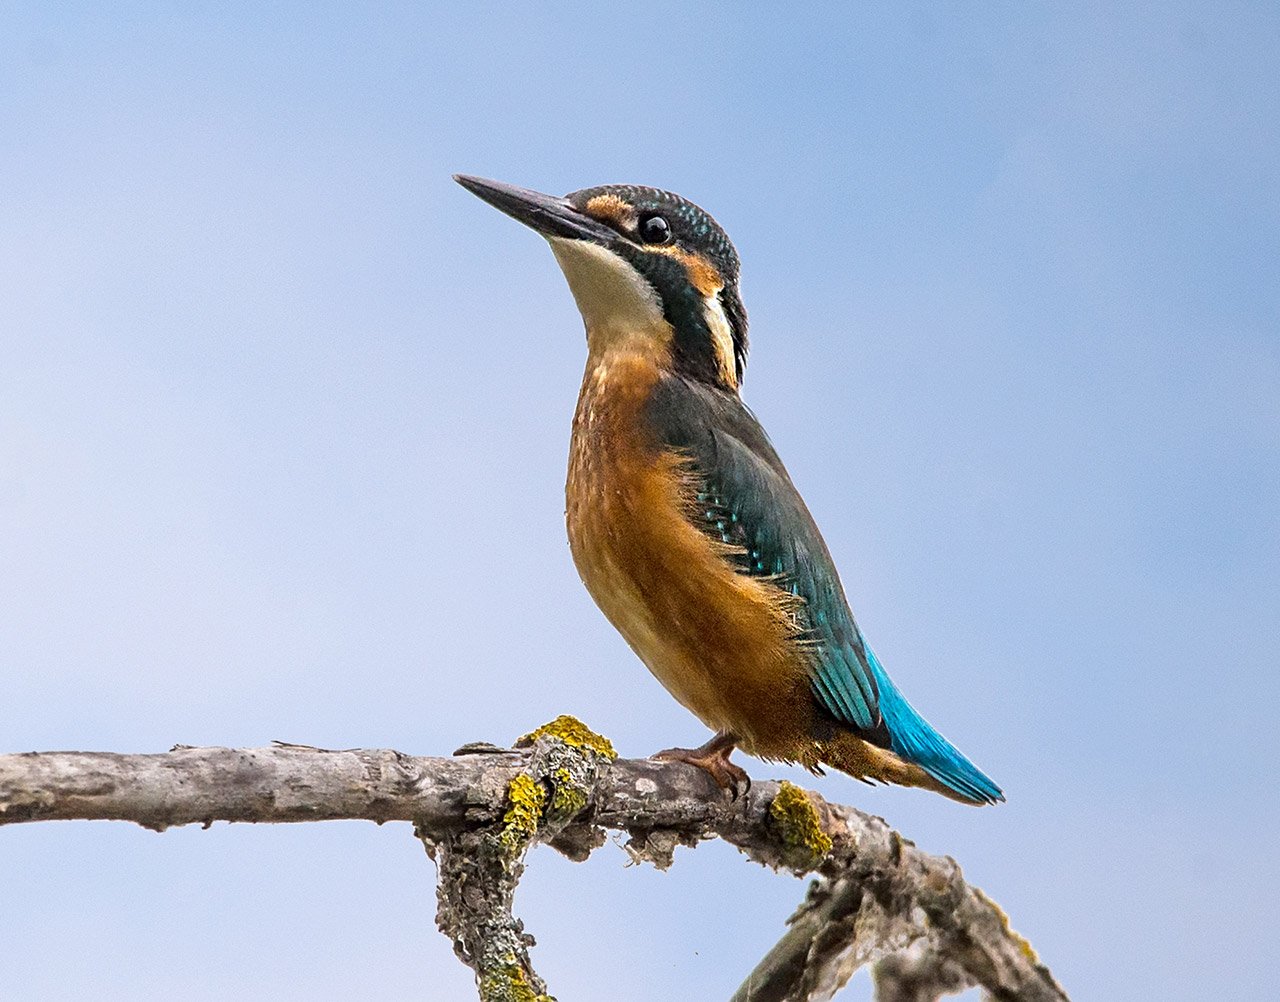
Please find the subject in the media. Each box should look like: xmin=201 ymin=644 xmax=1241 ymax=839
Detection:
xmin=424 ymin=715 xmax=617 ymax=1000
xmin=508 ymin=714 xmax=617 ymax=860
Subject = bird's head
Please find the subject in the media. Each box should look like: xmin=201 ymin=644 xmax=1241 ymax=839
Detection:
xmin=455 ymin=175 xmax=748 ymax=391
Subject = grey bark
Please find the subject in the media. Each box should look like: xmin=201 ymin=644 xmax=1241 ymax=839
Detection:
xmin=871 ymin=943 xmax=974 ymax=1002
xmin=0 ymin=725 xmax=1068 ymax=1002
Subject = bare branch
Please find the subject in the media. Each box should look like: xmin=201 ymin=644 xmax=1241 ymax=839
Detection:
xmin=0 ymin=720 xmax=1067 ymax=1002
xmin=731 ymin=828 xmax=1065 ymax=1002
xmin=872 ymin=942 xmax=974 ymax=1002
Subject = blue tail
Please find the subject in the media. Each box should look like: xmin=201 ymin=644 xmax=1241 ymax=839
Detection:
xmin=865 ymin=646 xmax=1004 ymax=805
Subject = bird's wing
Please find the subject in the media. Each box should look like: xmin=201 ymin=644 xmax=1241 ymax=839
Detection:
xmin=644 ymin=373 xmax=1005 ymax=805
xmin=645 ymin=373 xmax=883 ymax=733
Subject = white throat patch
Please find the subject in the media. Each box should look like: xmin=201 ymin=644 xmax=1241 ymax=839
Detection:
xmin=547 ymin=237 xmax=667 ymax=351
xmin=703 ymin=292 xmax=739 ymax=388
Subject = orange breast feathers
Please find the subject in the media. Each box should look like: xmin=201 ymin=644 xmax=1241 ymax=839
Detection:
xmin=565 ymin=352 xmax=817 ymax=756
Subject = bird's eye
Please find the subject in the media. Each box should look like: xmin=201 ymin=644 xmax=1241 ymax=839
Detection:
xmin=639 ymin=214 xmax=672 ymax=244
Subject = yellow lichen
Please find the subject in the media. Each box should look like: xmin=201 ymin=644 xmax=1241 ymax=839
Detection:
xmin=479 ymin=957 xmax=554 ymax=1002
xmin=518 ymin=715 xmax=617 ymax=760
xmin=497 ymin=774 xmax=547 ymax=853
xmin=549 ymin=766 xmax=589 ymax=816
xmin=975 ymin=887 xmax=1040 ymax=964
xmin=769 ymin=781 xmax=833 ymax=861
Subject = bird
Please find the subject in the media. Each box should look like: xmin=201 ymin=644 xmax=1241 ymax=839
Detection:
xmin=454 ymin=174 xmax=1003 ymax=806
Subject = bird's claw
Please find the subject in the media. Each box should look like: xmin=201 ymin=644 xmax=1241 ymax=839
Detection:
xmin=652 ymin=744 xmax=752 ymax=801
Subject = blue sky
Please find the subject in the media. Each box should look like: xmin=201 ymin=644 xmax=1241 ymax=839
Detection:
xmin=2 ymin=3 xmax=1276 ymax=999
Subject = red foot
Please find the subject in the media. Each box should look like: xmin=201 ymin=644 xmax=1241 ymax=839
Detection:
xmin=652 ymin=732 xmax=751 ymax=799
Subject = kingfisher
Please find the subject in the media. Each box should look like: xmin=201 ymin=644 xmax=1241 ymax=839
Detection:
xmin=455 ymin=175 xmax=1003 ymax=805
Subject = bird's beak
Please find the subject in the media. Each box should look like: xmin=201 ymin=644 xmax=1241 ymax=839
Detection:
xmin=453 ymin=175 xmax=618 ymax=245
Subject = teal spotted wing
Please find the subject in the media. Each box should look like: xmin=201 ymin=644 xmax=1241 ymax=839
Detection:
xmin=643 ymin=372 xmax=1004 ymax=804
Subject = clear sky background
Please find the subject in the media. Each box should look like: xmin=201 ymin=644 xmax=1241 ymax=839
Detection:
xmin=2 ymin=4 xmax=1277 ymax=1000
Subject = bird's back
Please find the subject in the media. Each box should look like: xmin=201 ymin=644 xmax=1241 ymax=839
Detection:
xmin=569 ymin=353 xmax=1003 ymax=805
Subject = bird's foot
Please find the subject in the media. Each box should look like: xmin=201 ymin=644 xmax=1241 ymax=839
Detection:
xmin=652 ymin=732 xmax=751 ymax=799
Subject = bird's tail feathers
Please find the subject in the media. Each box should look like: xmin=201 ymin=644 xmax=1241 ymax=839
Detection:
xmin=864 ymin=646 xmax=1005 ymax=806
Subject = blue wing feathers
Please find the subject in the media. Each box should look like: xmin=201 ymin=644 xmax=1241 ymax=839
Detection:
xmin=645 ymin=373 xmax=1001 ymax=803
xmin=865 ymin=646 xmax=1004 ymax=804
xmin=707 ymin=426 xmax=878 ymax=730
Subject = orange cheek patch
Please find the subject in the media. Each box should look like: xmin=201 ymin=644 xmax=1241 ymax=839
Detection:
xmin=649 ymin=246 xmax=724 ymax=297
xmin=682 ymin=252 xmax=724 ymax=298
xmin=585 ymin=194 xmax=636 ymax=229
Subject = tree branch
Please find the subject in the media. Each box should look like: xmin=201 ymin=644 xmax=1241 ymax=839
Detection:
xmin=0 ymin=718 xmax=1068 ymax=1001
xmin=871 ymin=942 xmax=974 ymax=1002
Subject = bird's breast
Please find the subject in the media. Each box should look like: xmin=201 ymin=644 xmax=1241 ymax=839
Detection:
xmin=565 ymin=350 xmax=812 ymax=748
